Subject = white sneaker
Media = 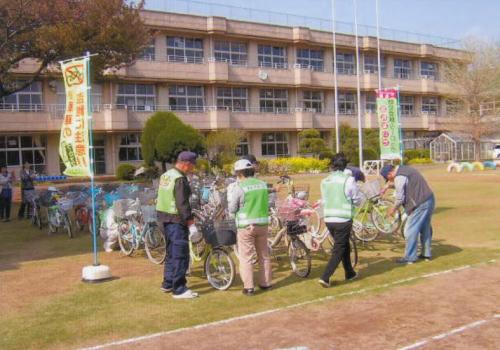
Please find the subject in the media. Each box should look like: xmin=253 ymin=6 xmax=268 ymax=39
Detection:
xmin=172 ymin=289 xmax=199 ymax=299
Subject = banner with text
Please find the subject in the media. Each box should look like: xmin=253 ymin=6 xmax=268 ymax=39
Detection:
xmin=59 ymin=58 xmax=91 ymax=177
xmin=376 ymin=89 xmax=402 ymax=160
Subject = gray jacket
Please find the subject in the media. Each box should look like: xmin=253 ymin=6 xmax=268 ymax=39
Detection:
xmin=394 ymin=166 xmax=434 ymax=214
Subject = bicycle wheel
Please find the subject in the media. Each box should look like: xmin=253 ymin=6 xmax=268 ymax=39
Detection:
xmin=352 ymin=219 xmax=379 ymax=242
xmin=64 ymin=213 xmax=73 ymax=238
xmin=288 ymin=238 xmax=311 ymax=278
xmin=204 ymin=247 xmax=235 ymax=290
xmin=75 ymin=207 xmax=87 ymax=232
xmin=117 ymin=219 xmax=135 ymax=256
xmin=306 ymin=208 xmax=322 ymax=237
xmin=47 ymin=210 xmax=57 ymax=234
xmin=144 ymin=224 xmax=167 ymax=264
xmin=31 ymin=204 xmax=42 ymax=230
xmin=371 ymin=199 xmax=401 ymax=235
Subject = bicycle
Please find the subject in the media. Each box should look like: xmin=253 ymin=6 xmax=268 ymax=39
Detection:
xmin=352 ymin=180 xmax=402 ymax=242
xmin=47 ymin=193 xmax=74 ymax=238
xmin=269 ymin=200 xmax=312 ymax=278
xmin=116 ymin=198 xmax=167 ymax=265
xmin=24 ymin=190 xmax=43 ymax=230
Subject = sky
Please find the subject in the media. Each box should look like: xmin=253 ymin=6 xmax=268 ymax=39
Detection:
xmin=146 ymin=0 xmax=500 ymax=43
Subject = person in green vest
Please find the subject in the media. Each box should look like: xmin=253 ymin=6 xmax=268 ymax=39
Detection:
xmin=228 ymin=159 xmax=272 ymax=296
xmin=318 ymin=153 xmax=362 ymax=287
xmin=156 ymin=151 xmax=201 ymax=299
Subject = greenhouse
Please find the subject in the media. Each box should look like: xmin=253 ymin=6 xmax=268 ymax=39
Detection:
xmin=429 ymin=133 xmax=476 ymax=162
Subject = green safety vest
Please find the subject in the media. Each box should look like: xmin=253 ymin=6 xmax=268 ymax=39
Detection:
xmin=156 ymin=168 xmax=183 ymax=214
xmin=236 ymin=177 xmax=269 ymax=228
xmin=321 ymin=171 xmax=354 ymax=220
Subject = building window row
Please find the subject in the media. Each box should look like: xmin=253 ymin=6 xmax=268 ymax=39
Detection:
xmin=141 ymin=36 xmax=439 ymax=79
xmin=0 ymin=81 xmax=42 ymax=112
xmin=0 ymin=135 xmax=46 ymax=172
xmin=119 ymin=134 xmax=142 ymax=161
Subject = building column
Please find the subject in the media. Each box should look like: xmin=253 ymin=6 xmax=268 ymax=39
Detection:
xmin=46 ymin=133 xmax=61 ymax=175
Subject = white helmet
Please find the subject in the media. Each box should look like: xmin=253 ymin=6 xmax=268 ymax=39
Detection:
xmin=234 ymin=159 xmax=253 ymax=172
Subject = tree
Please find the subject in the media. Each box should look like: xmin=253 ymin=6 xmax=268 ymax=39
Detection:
xmin=0 ymin=0 xmax=149 ymax=98
xmin=298 ymin=129 xmax=327 ymax=157
xmin=442 ymin=39 xmax=500 ymax=160
xmin=205 ymin=130 xmax=244 ymax=168
xmin=335 ymin=123 xmax=380 ymax=165
xmin=142 ymin=112 xmax=205 ymax=169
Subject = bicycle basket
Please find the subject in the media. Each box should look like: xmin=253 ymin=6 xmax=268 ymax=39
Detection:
xmin=112 ymin=198 xmax=138 ymax=218
xmin=286 ymin=220 xmax=308 ymax=236
xmin=362 ymin=179 xmax=382 ymax=199
xmin=141 ymin=205 xmax=157 ymax=223
xmin=292 ymin=184 xmax=310 ymax=200
xmin=205 ymin=219 xmax=236 ymax=247
xmin=57 ymin=198 xmax=74 ymax=212
xmin=276 ymin=200 xmax=301 ymax=222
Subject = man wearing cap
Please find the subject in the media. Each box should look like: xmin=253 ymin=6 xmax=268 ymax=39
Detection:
xmin=228 ymin=159 xmax=272 ymax=296
xmin=318 ymin=153 xmax=362 ymax=288
xmin=381 ymin=164 xmax=435 ymax=264
xmin=156 ymin=151 xmax=201 ymax=299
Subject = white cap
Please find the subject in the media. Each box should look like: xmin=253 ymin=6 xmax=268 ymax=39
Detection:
xmin=234 ymin=159 xmax=253 ymax=172
xmin=47 ymin=186 xmax=58 ymax=192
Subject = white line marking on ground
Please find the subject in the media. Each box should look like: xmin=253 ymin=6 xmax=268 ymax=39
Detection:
xmin=78 ymin=260 xmax=497 ymax=350
xmin=398 ymin=315 xmax=500 ymax=350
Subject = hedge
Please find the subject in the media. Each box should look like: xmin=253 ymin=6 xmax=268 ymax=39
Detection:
xmin=116 ymin=163 xmax=136 ymax=180
xmin=266 ymin=157 xmax=330 ymax=174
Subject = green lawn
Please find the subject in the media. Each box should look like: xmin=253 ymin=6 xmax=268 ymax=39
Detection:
xmin=1 ymin=165 xmax=499 ymax=350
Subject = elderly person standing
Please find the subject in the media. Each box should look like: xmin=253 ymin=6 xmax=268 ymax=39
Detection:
xmin=318 ymin=153 xmax=362 ymax=287
xmin=0 ymin=165 xmax=14 ymax=222
xmin=156 ymin=151 xmax=201 ymax=299
xmin=381 ymin=164 xmax=435 ymax=264
xmin=228 ymin=159 xmax=272 ymax=296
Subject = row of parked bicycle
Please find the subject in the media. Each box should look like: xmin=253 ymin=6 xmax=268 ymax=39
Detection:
xmin=23 ymin=173 xmax=403 ymax=291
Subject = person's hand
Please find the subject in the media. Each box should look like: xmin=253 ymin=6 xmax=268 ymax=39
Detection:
xmin=387 ymin=207 xmax=397 ymax=217
xmin=188 ymin=224 xmax=202 ymax=243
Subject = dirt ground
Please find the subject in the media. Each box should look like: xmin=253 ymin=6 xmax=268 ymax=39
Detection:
xmin=104 ymin=262 xmax=500 ymax=350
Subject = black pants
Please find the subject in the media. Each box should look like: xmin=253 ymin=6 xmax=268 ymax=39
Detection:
xmin=162 ymin=222 xmax=189 ymax=295
xmin=0 ymin=191 xmax=12 ymax=220
xmin=321 ymin=221 xmax=356 ymax=282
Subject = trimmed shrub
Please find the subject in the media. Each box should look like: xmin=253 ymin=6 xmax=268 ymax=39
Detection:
xmin=258 ymin=159 xmax=270 ymax=175
xmin=407 ymin=158 xmax=433 ymax=165
xmin=267 ymin=157 xmax=330 ymax=174
xmin=404 ymin=149 xmax=430 ymax=163
xmin=116 ymin=164 xmax=136 ymax=180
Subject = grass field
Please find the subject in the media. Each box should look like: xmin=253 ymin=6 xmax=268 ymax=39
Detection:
xmin=1 ymin=165 xmax=499 ymax=350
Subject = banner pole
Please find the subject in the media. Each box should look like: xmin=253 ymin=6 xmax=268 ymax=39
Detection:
xmin=331 ymin=0 xmax=340 ymax=153
xmin=353 ymin=0 xmax=364 ymax=167
xmin=396 ymin=85 xmax=404 ymax=164
xmin=85 ymin=51 xmax=99 ymax=266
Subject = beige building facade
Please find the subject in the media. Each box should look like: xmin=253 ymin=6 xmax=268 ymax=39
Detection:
xmin=1 ymin=10 xmax=467 ymax=175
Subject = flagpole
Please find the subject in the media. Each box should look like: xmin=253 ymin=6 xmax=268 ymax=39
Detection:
xmin=331 ymin=0 xmax=340 ymax=153
xmin=375 ymin=0 xmax=383 ymax=91
xmin=85 ymin=51 xmax=99 ymax=266
xmin=353 ymin=0 xmax=364 ymax=167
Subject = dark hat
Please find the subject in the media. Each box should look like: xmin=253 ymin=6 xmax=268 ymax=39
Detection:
xmin=241 ymin=154 xmax=258 ymax=164
xmin=380 ymin=164 xmax=395 ymax=181
xmin=177 ymin=151 xmax=198 ymax=165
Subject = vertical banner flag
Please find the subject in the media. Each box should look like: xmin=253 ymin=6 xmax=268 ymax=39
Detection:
xmin=376 ymin=89 xmax=402 ymax=160
xmin=59 ymin=58 xmax=91 ymax=177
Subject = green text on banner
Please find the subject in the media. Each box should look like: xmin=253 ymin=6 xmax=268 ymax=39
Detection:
xmin=376 ymin=89 xmax=402 ymax=160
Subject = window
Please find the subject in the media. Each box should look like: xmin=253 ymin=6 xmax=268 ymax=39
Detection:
xmin=261 ymin=132 xmax=289 ymax=157
xmin=302 ymin=90 xmax=323 ymax=112
xmin=56 ymin=81 xmax=103 ymax=115
xmin=216 ymin=87 xmax=247 ymax=112
xmin=0 ymin=81 xmax=42 ymax=112
xmin=169 ymin=85 xmax=204 ymax=112
xmin=363 ymin=55 xmax=386 ymax=75
xmin=214 ymin=41 xmax=247 ymax=66
xmin=0 ymin=135 xmax=46 ymax=172
xmin=259 ymin=89 xmax=288 ymax=113
xmin=116 ymin=84 xmax=155 ymax=111
xmin=394 ymin=59 xmax=412 ymax=79
xmin=420 ymin=61 xmax=439 ymax=80
xmin=92 ymin=135 xmax=106 ymax=175
xmin=365 ymin=93 xmax=376 ymax=114
xmin=139 ymin=39 xmax=155 ymax=61
xmin=445 ymin=99 xmax=462 ymax=116
xmin=258 ymin=45 xmax=287 ymax=69
xmin=296 ymin=48 xmax=324 ymax=71
xmin=336 ymin=53 xmax=355 ymax=75
xmin=119 ymin=134 xmax=142 ymax=161
xmin=338 ymin=92 xmax=356 ymax=114
xmin=166 ymin=36 xmax=203 ymax=63
xmin=399 ymin=95 xmax=414 ymax=116
xmin=422 ymin=96 xmax=439 ymax=115
xmin=235 ymin=137 xmax=249 ymax=157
